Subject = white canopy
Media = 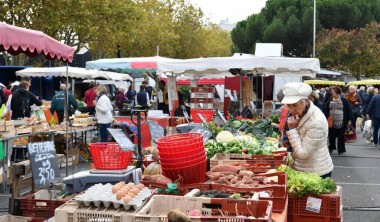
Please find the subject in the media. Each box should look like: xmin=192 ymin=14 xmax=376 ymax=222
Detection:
xmin=157 ymin=56 xmax=320 ymax=77
xmin=16 ymin=66 xmax=132 ymax=81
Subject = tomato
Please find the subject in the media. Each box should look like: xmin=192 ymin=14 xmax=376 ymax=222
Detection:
xmin=242 ymin=148 xmax=248 ymax=153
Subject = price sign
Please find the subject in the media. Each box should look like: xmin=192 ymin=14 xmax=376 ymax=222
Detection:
xmin=28 ymin=141 xmax=60 ymax=188
xmin=108 ymin=128 xmax=135 ymax=152
xmin=190 ymin=125 xmax=212 ymax=143
xmin=147 ymin=120 xmax=165 ymax=142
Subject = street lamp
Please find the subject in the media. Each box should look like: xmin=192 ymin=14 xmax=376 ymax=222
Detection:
xmin=313 ymin=0 xmax=316 ymax=58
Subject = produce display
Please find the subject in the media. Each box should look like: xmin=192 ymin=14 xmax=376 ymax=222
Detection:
xmin=205 ymin=133 xmax=279 ymax=158
xmin=74 ymin=182 xmax=151 ymax=210
xmin=206 ymin=164 xmax=279 ymax=188
xmin=278 ymin=165 xmax=337 ymax=197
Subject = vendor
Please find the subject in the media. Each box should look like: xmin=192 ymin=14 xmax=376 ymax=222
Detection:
xmin=281 ymin=82 xmax=333 ymax=179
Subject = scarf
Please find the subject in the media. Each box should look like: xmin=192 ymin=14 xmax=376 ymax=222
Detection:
xmin=345 ymin=93 xmax=358 ymax=104
xmin=282 ymin=103 xmax=310 ymax=152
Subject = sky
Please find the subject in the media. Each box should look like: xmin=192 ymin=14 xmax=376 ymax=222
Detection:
xmin=188 ymin=0 xmax=268 ymax=23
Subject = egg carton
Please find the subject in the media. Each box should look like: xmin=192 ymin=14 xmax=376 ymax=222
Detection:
xmin=74 ymin=183 xmax=152 ymax=211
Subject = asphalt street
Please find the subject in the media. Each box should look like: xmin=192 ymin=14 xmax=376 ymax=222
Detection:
xmin=0 ymin=131 xmax=379 ymax=221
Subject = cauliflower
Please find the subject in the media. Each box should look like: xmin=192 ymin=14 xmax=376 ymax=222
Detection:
xmin=215 ymin=131 xmax=235 ymax=143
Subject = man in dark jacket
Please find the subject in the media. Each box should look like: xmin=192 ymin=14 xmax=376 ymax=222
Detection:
xmin=367 ymin=93 xmax=380 ymax=146
xmin=142 ymin=81 xmax=153 ymax=100
xmin=50 ymin=84 xmax=78 ymax=123
xmin=10 ymin=81 xmax=42 ymax=120
xmin=137 ymin=85 xmax=149 ymax=107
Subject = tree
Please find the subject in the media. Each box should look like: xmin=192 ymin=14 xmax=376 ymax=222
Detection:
xmin=231 ymin=0 xmax=380 ymax=57
xmin=316 ymin=23 xmax=380 ymax=79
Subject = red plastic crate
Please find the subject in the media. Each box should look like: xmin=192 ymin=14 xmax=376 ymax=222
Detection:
xmin=191 ymin=109 xmax=214 ymax=123
xmin=89 ymin=142 xmax=132 ymax=170
xmin=210 ymin=172 xmax=287 ymax=212
xmin=288 ymin=186 xmax=342 ymax=218
xmin=20 ymin=190 xmax=67 ymax=221
xmin=162 ymin=158 xmax=207 ymax=185
xmin=288 ymin=215 xmax=342 ymax=222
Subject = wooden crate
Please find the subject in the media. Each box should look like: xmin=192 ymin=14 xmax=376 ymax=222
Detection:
xmin=15 ymin=127 xmax=32 ymax=135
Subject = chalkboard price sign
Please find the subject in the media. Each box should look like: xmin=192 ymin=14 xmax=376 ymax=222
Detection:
xmin=147 ymin=120 xmax=165 ymax=142
xmin=28 ymin=141 xmax=60 ymax=188
xmin=108 ymin=128 xmax=135 ymax=152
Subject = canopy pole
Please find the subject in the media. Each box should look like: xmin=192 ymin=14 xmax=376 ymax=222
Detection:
xmin=262 ymin=74 xmax=264 ymax=118
xmin=65 ymin=63 xmax=69 ymax=176
xmin=239 ymin=75 xmax=243 ymax=110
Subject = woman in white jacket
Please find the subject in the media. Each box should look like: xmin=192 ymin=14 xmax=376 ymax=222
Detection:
xmin=281 ymin=82 xmax=334 ymax=178
xmin=95 ymin=85 xmax=113 ymax=142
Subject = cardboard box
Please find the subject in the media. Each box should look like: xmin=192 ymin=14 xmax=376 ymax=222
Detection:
xmin=1 ymin=129 xmax=16 ymax=138
xmin=5 ymin=125 xmax=15 ymax=131
xmin=16 ymin=127 xmax=32 ymax=135
xmin=73 ymin=118 xmax=88 ymax=127
xmin=6 ymin=120 xmax=15 ymax=127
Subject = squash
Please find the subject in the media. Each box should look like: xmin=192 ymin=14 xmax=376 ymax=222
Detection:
xmin=143 ymin=162 xmax=162 ymax=175
xmin=152 ymin=147 xmax=160 ymax=162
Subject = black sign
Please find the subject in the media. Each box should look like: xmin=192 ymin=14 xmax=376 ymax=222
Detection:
xmin=28 ymin=141 xmax=60 ymax=188
xmin=217 ymin=110 xmax=227 ymax=125
xmin=147 ymin=120 xmax=165 ymax=142
xmin=108 ymin=128 xmax=135 ymax=152
xmin=241 ymin=106 xmax=254 ymax=119
xmin=190 ymin=126 xmax=212 ymax=143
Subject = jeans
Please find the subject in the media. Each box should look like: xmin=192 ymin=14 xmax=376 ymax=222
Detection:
xmin=373 ymin=118 xmax=380 ymax=145
xmin=321 ymin=172 xmax=332 ymax=179
xmin=99 ymin=123 xmax=111 ymax=142
xmin=329 ymin=127 xmax=346 ymax=154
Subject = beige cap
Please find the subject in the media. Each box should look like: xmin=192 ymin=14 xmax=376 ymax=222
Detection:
xmin=281 ymin=82 xmax=312 ymax=104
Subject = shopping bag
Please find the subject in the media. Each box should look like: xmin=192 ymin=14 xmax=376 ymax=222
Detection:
xmin=356 ymin=117 xmax=364 ymax=129
xmin=345 ymin=125 xmax=357 ymax=143
xmin=0 ymin=104 xmax=5 ymax=121
xmin=363 ymin=120 xmax=372 ymax=139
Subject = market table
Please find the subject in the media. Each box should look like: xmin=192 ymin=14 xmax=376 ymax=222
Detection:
xmin=1 ymin=126 xmax=97 ymax=192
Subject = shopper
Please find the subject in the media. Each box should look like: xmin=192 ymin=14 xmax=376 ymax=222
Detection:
xmin=2 ymin=84 xmax=11 ymax=102
xmin=142 ymin=81 xmax=153 ymax=100
xmin=2 ymin=85 xmax=19 ymax=120
xmin=157 ymin=80 xmax=169 ymax=114
xmin=95 ymin=85 xmax=113 ymax=142
xmin=324 ymin=86 xmax=353 ymax=155
xmin=115 ymin=86 xmax=127 ymax=110
xmin=50 ymin=84 xmax=78 ymax=124
xmin=362 ymin=87 xmax=375 ymax=118
xmin=126 ymin=84 xmax=137 ymax=106
xmin=136 ymin=85 xmax=150 ymax=107
xmin=345 ymin=85 xmax=362 ymax=130
xmin=308 ymin=90 xmax=323 ymax=111
xmin=281 ymin=82 xmax=333 ymax=178
xmin=10 ymin=81 xmax=42 ymax=120
xmin=84 ymin=83 xmax=96 ymax=115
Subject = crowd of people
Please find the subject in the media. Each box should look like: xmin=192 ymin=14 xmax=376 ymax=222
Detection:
xmin=278 ymin=82 xmax=380 ymax=179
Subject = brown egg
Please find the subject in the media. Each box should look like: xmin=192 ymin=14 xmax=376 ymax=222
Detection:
xmin=127 ymin=182 xmax=134 ymax=188
xmin=131 ymin=188 xmax=140 ymax=195
xmin=137 ymin=184 xmax=145 ymax=190
xmin=116 ymin=191 xmax=126 ymax=200
xmin=121 ymin=186 xmax=131 ymax=193
xmin=123 ymin=196 xmax=132 ymax=204
xmin=126 ymin=193 xmax=135 ymax=198
xmin=112 ymin=185 xmax=121 ymax=194
xmin=118 ymin=181 xmax=126 ymax=186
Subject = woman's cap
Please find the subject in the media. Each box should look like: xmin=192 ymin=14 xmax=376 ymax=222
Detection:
xmin=281 ymin=82 xmax=312 ymax=104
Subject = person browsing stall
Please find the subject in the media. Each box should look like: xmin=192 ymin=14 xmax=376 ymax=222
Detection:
xmin=10 ymin=81 xmax=42 ymax=120
xmin=136 ymin=85 xmax=150 ymax=107
xmin=84 ymin=83 xmax=97 ymax=115
xmin=95 ymin=85 xmax=114 ymax=142
xmin=282 ymin=82 xmax=334 ymax=178
xmin=50 ymin=84 xmax=78 ymax=124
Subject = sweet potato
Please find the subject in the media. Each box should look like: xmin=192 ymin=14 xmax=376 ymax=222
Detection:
xmin=142 ymin=175 xmax=173 ymax=184
xmin=210 ymin=164 xmax=239 ymax=173
xmin=239 ymin=170 xmax=254 ymax=177
xmin=168 ymin=209 xmax=190 ymax=222
xmin=207 ymin=172 xmax=221 ymax=181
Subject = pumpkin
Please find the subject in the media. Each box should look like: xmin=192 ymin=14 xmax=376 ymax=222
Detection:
xmin=143 ymin=162 xmax=162 ymax=175
xmin=152 ymin=147 xmax=160 ymax=162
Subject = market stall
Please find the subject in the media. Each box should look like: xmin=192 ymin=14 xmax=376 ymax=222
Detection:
xmin=347 ymin=79 xmax=380 ymax=86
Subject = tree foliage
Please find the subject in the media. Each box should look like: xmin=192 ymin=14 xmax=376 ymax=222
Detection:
xmin=231 ymin=0 xmax=380 ymax=57
xmin=316 ymin=23 xmax=380 ymax=79
xmin=0 ymin=0 xmax=232 ymax=66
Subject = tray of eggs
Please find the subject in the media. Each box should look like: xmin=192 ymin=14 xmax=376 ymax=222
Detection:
xmin=74 ymin=182 xmax=150 ymax=210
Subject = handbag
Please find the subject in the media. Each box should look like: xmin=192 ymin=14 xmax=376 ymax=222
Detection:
xmin=345 ymin=125 xmax=357 ymax=143
xmin=352 ymin=105 xmax=362 ymax=117
xmin=363 ymin=120 xmax=372 ymax=139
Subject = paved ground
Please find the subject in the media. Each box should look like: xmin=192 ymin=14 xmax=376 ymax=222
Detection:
xmin=1 ymin=131 xmax=380 ymax=221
